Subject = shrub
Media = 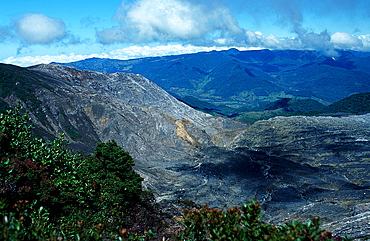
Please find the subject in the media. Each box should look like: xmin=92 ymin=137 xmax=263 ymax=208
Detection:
xmin=0 ymin=106 xmax=148 ymax=239
xmin=85 ymin=140 xmax=143 ymax=209
xmin=175 ymin=200 xmax=352 ymax=241
xmin=67 ymin=141 xmax=144 ymax=229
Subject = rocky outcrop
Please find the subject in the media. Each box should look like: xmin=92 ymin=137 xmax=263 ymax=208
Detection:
xmin=326 ymin=208 xmax=370 ymax=239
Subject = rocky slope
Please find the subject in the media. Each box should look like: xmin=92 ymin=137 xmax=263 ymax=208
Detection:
xmin=2 ymin=63 xmax=370 ymax=238
xmin=229 ymin=114 xmax=370 ymax=238
xmin=26 ymin=64 xmax=246 ymax=158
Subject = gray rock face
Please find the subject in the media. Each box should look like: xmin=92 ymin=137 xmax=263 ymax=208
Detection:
xmin=326 ymin=210 xmax=370 ymax=239
xmin=230 ymin=115 xmax=370 ymax=187
xmin=228 ymin=115 xmax=370 ymax=237
xmin=135 ymin=114 xmax=370 ymax=238
xmin=28 ymin=64 xmax=246 ymax=160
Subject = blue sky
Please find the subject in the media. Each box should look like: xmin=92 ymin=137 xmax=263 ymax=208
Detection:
xmin=1 ymin=0 xmax=370 ymax=66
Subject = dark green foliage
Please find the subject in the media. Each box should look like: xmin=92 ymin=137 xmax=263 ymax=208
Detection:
xmin=78 ymin=141 xmax=143 ymax=214
xmin=264 ymin=98 xmax=326 ymax=113
xmin=322 ymin=92 xmax=370 ymax=114
xmin=0 ymin=106 xmax=148 ymax=239
xmin=1 ymin=199 xmax=58 ymax=240
xmin=234 ymin=98 xmax=326 ymax=124
xmin=0 ymin=106 xmax=84 ymax=211
xmin=176 ymin=201 xmax=351 ymax=241
xmin=176 ymin=200 xmax=271 ymax=241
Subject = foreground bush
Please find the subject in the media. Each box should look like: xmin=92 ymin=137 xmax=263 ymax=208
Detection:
xmin=175 ymin=200 xmax=352 ymax=241
xmin=0 ymin=106 xmax=152 ymax=239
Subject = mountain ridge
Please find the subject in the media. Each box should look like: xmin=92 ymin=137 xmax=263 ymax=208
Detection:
xmin=56 ymin=49 xmax=370 ymax=114
xmin=1 ymin=63 xmax=246 ymax=158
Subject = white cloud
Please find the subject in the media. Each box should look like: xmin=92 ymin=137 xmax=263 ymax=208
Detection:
xmin=1 ymin=44 xmax=259 ymax=67
xmin=330 ymin=32 xmax=364 ymax=49
xmin=93 ymin=0 xmax=370 ymax=54
xmin=4 ymin=31 xmax=370 ymax=67
xmin=294 ymin=28 xmax=330 ymax=48
xmin=14 ymin=13 xmax=66 ymax=44
xmin=96 ymin=0 xmax=242 ymax=44
xmin=245 ymin=30 xmax=261 ymax=46
xmin=261 ymin=34 xmax=281 ymax=48
xmin=358 ymin=35 xmax=370 ymax=51
xmin=2 ymin=54 xmax=101 ymax=67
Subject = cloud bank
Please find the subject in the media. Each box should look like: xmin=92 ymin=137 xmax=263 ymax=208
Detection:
xmin=94 ymin=0 xmax=370 ymax=55
xmin=2 ymin=44 xmax=258 ymax=67
xmin=5 ymin=32 xmax=370 ymax=67
xmin=96 ymin=0 xmax=242 ymax=44
xmin=14 ymin=13 xmax=66 ymax=44
xmin=331 ymin=32 xmax=364 ymax=49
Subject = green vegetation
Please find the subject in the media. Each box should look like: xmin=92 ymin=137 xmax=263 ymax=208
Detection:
xmin=233 ymin=98 xmax=326 ymax=124
xmin=322 ymin=92 xmax=370 ymax=114
xmin=0 ymin=106 xmax=360 ymax=240
xmin=0 ymin=106 xmax=151 ymax=240
xmin=176 ymin=201 xmax=351 ymax=241
xmin=263 ymin=98 xmax=326 ymax=113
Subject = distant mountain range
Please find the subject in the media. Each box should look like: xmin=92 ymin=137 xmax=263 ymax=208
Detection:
xmin=56 ymin=49 xmax=370 ymax=121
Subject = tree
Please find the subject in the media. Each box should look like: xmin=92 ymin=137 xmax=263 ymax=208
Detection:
xmin=0 ymin=106 xmax=146 ymax=239
xmin=79 ymin=141 xmax=144 ymax=216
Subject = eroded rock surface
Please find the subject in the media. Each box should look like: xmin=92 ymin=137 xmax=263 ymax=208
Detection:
xmin=231 ymin=115 xmax=370 ymax=187
xmin=28 ymin=64 xmax=246 ymax=160
xmin=227 ymin=115 xmax=370 ymax=237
